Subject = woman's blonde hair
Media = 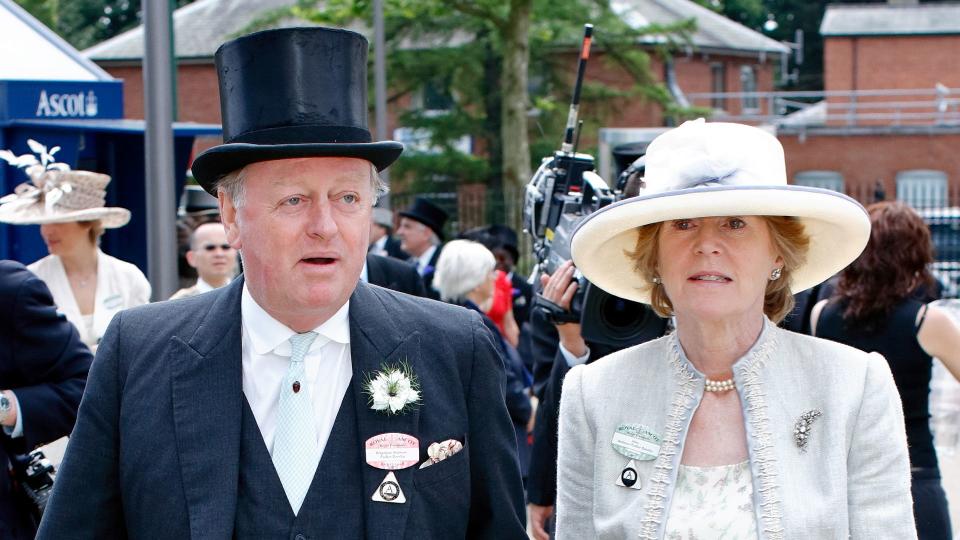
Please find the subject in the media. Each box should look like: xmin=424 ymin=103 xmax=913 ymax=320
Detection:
xmin=79 ymin=220 xmax=104 ymax=245
xmin=627 ymin=216 xmax=810 ymax=323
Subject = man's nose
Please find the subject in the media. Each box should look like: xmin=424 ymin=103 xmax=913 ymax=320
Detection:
xmin=307 ymin=200 xmax=339 ymax=239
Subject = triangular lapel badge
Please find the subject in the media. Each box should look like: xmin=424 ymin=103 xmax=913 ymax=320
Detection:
xmin=616 ymin=459 xmax=642 ymax=490
xmin=372 ymin=471 xmax=406 ymax=504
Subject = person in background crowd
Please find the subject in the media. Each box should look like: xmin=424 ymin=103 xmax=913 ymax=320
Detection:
xmin=176 ymin=185 xmax=223 ymax=290
xmin=397 ymin=197 xmax=447 ymax=300
xmin=812 ymin=201 xmax=960 ymax=540
xmin=433 ymin=239 xmax=533 ymax=485
xmin=362 ymin=252 xmax=426 ymax=297
xmin=460 ymin=227 xmax=521 ymax=348
xmin=368 ymin=206 xmax=409 ymax=260
xmin=556 ymin=119 xmax=915 ymax=538
xmin=37 ymin=27 xmax=526 ymax=539
xmin=0 ymin=151 xmax=150 ymax=352
xmin=0 ymin=260 xmax=91 ymax=539
xmin=170 ymin=221 xmax=238 ymax=300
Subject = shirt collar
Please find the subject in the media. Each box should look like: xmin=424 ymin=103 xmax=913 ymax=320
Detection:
xmin=195 ymin=277 xmax=215 ymax=293
xmin=360 ymin=260 xmax=369 ymax=283
xmin=241 ymin=283 xmax=351 ymax=357
xmin=417 ymin=245 xmax=438 ymax=272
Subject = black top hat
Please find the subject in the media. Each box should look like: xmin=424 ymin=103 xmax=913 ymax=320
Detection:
xmin=191 ymin=27 xmax=403 ymax=194
xmin=399 ymin=197 xmax=448 ymax=241
xmin=484 ymin=224 xmax=520 ymax=262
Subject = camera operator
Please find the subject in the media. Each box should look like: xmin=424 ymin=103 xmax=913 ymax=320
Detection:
xmin=0 ymin=260 xmax=91 ymax=538
xmin=527 ymin=261 xmax=640 ymax=539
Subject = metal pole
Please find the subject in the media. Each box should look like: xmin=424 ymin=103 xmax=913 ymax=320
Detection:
xmin=143 ymin=0 xmax=178 ymax=300
xmin=373 ymin=0 xmax=389 ymax=203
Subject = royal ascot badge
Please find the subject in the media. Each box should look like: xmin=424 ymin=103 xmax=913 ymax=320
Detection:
xmin=365 ymin=433 xmax=420 ymax=470
xmin=612 ymin=423 xmax=662 ymax=461
xmin=615 ymin=459 xmax=643 ymax=490
xmin=362 ymin=360 xmax=421 ymax=416
xmin=372 ymin=471 xmax=407 ymax=504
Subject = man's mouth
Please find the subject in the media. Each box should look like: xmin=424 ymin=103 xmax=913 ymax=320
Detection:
xmin=302 ymin=257 xmax=337 ymax=265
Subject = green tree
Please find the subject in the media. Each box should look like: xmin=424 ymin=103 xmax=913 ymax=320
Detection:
xmin=15 ymin=0 xmax=196 ymax=50
xmin=258 ymin=0 xmax=692 ymax=201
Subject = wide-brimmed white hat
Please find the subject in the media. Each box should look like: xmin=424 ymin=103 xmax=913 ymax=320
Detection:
xmin=570 ymin=119 xmax=870 ymax=304
xmin=0 ymin=141 xmax=130 ymax=228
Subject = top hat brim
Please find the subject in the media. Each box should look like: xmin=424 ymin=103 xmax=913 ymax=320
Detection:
xmin=191 ymin=141 xmax=404 ymax=195
xmin=571 ymin=185 xmax=871 ymax=304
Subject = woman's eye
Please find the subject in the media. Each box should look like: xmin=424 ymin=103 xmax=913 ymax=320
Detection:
xmin=728 ymin=218 xmax=746 ymax=229
xmin=674 ymin=219 xmax=693 ymax=230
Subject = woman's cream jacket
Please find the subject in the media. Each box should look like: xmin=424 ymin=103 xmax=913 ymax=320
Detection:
xmin=556 ymin=319 xmax=916 ymax=539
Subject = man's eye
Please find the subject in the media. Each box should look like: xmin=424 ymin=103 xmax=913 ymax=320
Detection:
xmin=285 ymin=196 xmax=302 ymax=206
xmin=342 ymin=194 xmax=359 ymax=204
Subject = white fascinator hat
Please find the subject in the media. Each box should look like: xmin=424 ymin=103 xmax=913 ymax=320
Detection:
xmin=570 ymin=119 xmax=870 ymax=304
xmin=0 ymin=140 xmax=130 ymax=228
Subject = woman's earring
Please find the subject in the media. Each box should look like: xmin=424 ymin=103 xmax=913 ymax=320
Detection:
xmin=652 ymin=275 xmax=662 ymax=284
xmin=770 ymin=267 xmax=782 ymax=281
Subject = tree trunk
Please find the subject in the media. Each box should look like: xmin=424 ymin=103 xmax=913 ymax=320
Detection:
xmin=500 ymin=0 xmax=532 ymax=193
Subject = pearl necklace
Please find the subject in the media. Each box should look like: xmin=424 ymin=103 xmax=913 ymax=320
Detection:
xmin=704 ymin=377 xmax=735 ymax=392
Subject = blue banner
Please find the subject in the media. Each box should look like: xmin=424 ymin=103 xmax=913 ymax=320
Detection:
xmin=0 ymin=80 xmax=123 ymax=121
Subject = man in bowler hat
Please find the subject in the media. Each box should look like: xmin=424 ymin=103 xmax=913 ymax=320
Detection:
xmin=38 ymin=27 xmax=526 ymax=539
xmin=397 ymin=197 xmax=448 ymax=300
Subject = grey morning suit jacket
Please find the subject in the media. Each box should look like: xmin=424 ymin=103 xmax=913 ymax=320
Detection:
xmin=37 ymin=278 xmax=527 ymax=539
xmin=556 ymin=319 xmax=917 ymax=540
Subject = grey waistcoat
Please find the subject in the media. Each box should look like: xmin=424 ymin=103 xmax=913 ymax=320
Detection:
xmin=234 ymin=387 xmax=364 ymax=539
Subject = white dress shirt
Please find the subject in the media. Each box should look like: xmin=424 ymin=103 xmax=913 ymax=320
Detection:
xmin=415 ymin=245 xmax=438 ymax=276
xmin=241 ymin=284 xmax=353 ymax=458
xmin=369 ymin=235 xmax=388 ymax=257
xmin=195 ymin=277 xmax=216 ymax=294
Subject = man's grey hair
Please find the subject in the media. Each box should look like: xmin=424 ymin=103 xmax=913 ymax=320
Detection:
xmin=215 ymin=162 xmax=388 ymax=208
xmin=429 ymin=231 xmax=441 ymax=246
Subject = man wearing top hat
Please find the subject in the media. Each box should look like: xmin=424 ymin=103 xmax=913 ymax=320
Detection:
xmin=397 ymin=197 xmax=448 ymax=300
xmin=38 ymin=27 xmax=526 ymax=539
xmin=369 ymin=207 xmax=410 ymax=261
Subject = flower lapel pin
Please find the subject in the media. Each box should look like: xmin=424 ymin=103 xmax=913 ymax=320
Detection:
xmin=794 ymin=409 xmax=822 ymax=452
xmin=363 ymin=360 xmax=421 ymax=416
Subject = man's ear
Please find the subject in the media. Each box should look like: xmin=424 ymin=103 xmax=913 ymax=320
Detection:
xmin=219 ymin=191 xmax=242 ymax=249
xmin=185 ymin=250 xmax=199 ymax=269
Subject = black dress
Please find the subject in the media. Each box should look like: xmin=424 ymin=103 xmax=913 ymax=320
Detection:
xmin=817 ymin=298 xmax=952 ymax=540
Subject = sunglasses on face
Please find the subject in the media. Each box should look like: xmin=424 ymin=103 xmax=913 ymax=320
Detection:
xmin=201 ymin=244 xmax=233 ymax=252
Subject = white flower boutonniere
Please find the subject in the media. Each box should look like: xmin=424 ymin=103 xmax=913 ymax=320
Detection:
xmin=363 ymin=360 xmax=421 ymax=415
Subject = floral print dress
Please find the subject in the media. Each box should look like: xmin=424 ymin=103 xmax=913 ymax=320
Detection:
xmin=664 ymin=460 xmax=758 ymax=539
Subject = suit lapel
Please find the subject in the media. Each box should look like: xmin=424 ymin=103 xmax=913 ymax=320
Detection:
xmin=170 ymin=278 xmax=244 ymax=539
xmin=349 ymin=282 xmax=421 ymax=540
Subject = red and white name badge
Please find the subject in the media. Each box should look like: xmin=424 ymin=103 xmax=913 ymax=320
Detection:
xmin=365 ymin=433 xmax=419 ymax=470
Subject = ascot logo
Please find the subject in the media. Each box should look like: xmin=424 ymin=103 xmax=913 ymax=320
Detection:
xmin=35 ymin=90 xmax=98 ymax=118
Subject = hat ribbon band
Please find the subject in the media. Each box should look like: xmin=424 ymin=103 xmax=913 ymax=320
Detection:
xmin=228 ymin=124 xmax=373 ymax=145
xmin=0 ymin=178 xmax=73 ymax=214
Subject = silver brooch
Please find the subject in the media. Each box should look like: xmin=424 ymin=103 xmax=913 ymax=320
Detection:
xmin=794 ymin=409 xmax=822 ymax=452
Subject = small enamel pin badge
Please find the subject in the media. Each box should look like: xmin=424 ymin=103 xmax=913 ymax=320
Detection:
xmin=794 ymin=409 xmax=822 ymax=452
xmin=615 ymin=459 xmax=643 ymax=490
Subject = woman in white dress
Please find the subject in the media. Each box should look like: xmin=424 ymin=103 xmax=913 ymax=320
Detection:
xmin=0 ymin=141 xmax=150 ymax=351
xmin=555 ymin=119 xmax=916 ymax=539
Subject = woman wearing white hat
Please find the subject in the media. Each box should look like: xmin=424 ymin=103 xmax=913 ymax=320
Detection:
xmin=0 ymin=141 xmax=150 ymax=352
xmin=555 ymin=119 xmax=915 ymax=539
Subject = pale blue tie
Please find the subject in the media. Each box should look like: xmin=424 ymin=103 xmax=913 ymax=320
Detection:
xmin=272 ymin=331 xmax=320 ymax=515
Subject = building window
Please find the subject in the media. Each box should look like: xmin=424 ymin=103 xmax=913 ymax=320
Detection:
xmin=740 ymin=65 xmax=758 ymax=113
xmin=711 ymin=63 xmax=726 ymax=111
xmin=420 ymin=78 xmax=454 ymax=113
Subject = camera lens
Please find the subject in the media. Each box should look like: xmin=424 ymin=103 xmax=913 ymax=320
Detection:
xmin=599 ymin=296 xmax=647 ymax=334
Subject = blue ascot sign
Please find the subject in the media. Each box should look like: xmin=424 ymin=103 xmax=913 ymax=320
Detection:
xmin=0 ymin=80 xmax=123 ymax=121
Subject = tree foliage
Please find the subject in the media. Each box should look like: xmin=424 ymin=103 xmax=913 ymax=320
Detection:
xmin=15 ymin=0 xmax=196 ymax=50
xmin=256 ymin=0 xmax=693 ymax=195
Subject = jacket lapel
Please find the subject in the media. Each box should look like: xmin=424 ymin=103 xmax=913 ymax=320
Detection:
xmin=349 ymin=282 xmax=422 ymax=540
xmin=169 ymin=278 xmax=244 ymax=539
xmin=365 ymin=254 xmax=386 ymax=287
